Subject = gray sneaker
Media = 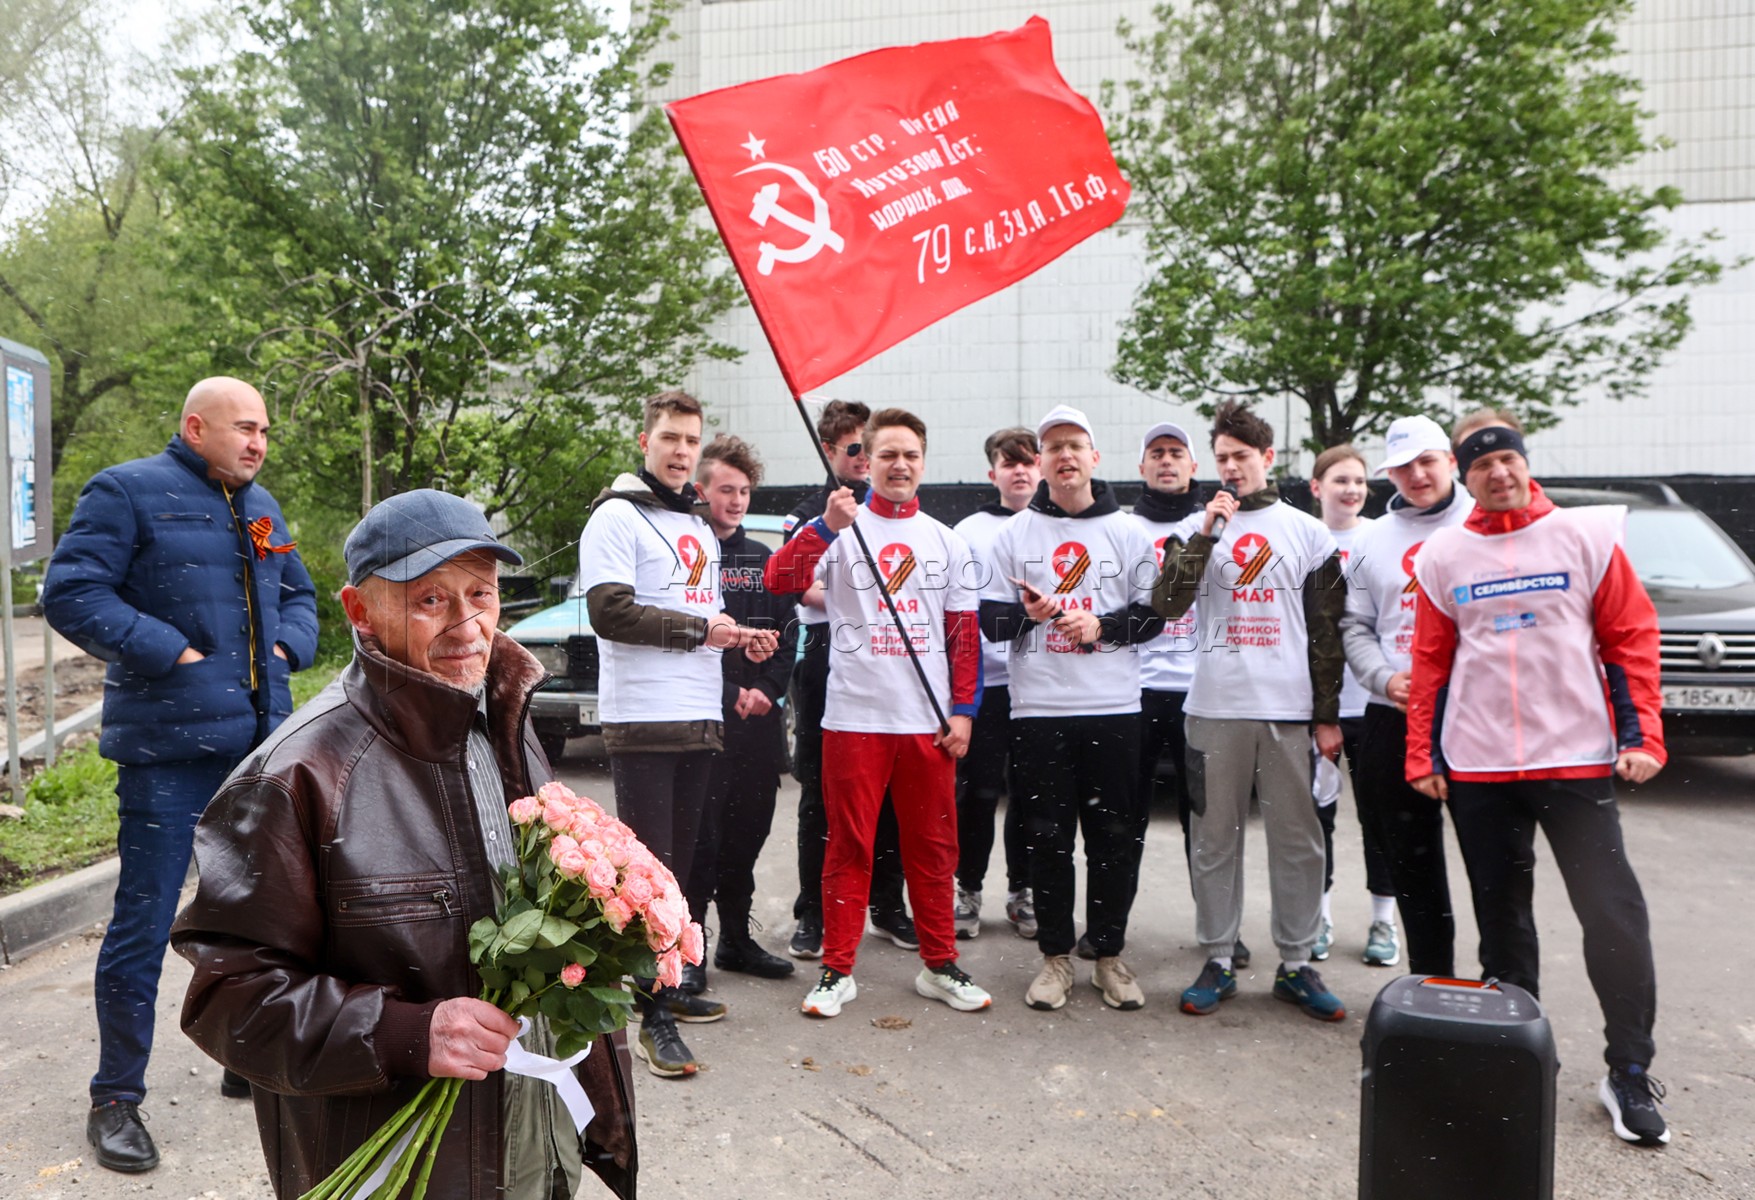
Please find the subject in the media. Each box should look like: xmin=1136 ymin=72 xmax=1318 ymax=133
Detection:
xmin=954 ymin=885 xmax=982 ymax=939
xmin=1363 ymin=920 xmax=1402 ymax=967
xmin=1005 ymin=888 xmax=1038 ymax=939
xmin=1313 ymin=918 xmax=1334 ymax=962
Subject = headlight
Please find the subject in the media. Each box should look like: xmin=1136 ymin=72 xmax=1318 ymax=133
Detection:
xmin=525 ymin=643 xmax=569 ymax=678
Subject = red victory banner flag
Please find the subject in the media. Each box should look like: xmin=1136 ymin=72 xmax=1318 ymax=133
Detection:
xmin=665 ymin=17 xmax=1130 ymax=396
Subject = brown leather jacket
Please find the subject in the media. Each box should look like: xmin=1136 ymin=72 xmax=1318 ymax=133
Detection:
xmin=171 ymin=634 xmax=637 ymax=1199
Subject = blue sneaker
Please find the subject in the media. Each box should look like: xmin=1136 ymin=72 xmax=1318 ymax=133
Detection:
xmin=1273 ymin=965 xmax=1346 ymax=1022
xmin=1180 ymin=960 xmax=1238 ymax=1015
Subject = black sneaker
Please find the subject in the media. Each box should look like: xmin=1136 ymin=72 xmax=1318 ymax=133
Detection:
xmin=660 ymin=985 xmax=727 ymax=1023
xmin=1075 ymin=933 xmax=1098 ymax=961
xmin=219 ymin=1069 xmax=251 ymax=1099
xmin=635 ymin=1014 xmax=698 ymax=1078
xmin=1600 ymin=1066 xmax=1670 ymax=1146
xmin=1232 ymin=939 xmax=1252 ymax=970
xmin=869 ymin=908 xmax=919 ymax=950
xmin=789 ymin=914 xmax=824 ymax=960
xmin=87 ymin=1100 xmax=159 ymax=1173
xmin=716 ymin=926 xmax=796 ymax=979
xmin=679 ymin=961 xmax=708 ymax=995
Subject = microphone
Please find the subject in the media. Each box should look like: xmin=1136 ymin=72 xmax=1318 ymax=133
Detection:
xmin=1210 ymin=483 xmax=1240 ymax=539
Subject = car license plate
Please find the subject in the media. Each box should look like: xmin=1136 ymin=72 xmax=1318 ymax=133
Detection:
xmin=578 ymin=702 xmax=599 ymax=725
xmin=1662 ymin=685 xmax=1755 ymax=711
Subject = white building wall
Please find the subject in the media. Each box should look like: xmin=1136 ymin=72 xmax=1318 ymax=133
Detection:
xmin=668 ymin=1 xmax=1755 ymax=485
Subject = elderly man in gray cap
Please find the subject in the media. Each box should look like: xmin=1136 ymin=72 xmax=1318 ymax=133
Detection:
xmin=172 ymin=489 xmax=637 ymax=1200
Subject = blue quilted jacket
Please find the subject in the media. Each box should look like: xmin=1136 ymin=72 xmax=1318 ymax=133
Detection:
xmin=42 ymin=437 xmax=320 ymax=765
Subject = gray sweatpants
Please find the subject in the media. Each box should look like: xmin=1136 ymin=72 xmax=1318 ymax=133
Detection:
xmin=1184 ymin=716 xmax=1325 ymax=963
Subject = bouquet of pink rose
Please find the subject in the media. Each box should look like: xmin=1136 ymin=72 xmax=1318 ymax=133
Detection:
xmin=299 ymin=781 xmax=701 ymax=1200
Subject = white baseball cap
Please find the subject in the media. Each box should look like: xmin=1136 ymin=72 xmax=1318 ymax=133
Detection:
xmin=1139 ymin=420 xmax=1194 ymax=462
xmin=1376 ymin=415 xmax=1452 ymax=475
xmin=1037 ymin=404 xmax=1097 ymax=449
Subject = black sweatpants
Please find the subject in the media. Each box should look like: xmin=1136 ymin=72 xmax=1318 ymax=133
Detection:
xmin=1448 ymin=774 xmax=1657 ymax=1070
xmin=610 ymin=750 xmax=718 ymax=888
xmin=1011 ymin=713 xmax=1143 ymax=959
xmin=1354 ymin=704 xmax=1456 ymax=975
xmin=791 ymin=626 xmax=904 ymax=920
xmin=687 ymin=726 xmax=782 ymax=932
xmin=955 ymin=684 xmax=1027 ymax=893
xmin=1139 ymin=688 xmax=1192 ymax=871
xmin=1315 ymin=717 xmax=1395 ymax=897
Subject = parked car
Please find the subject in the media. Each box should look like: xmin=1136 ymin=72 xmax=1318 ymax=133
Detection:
xmin=1547 ymin=484 xmax=1755 ymax=757
xmin=506 ymin=513 xmax=789 ymax=764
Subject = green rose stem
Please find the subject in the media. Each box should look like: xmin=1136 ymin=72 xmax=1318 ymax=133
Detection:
xmin=405 ymin=1077 xmax=466 ymax=1200
xmin=297 ymin=1078 xmax=438 ymax=1200
xmin=369 ymin=1076 xmax=461 ymax=1200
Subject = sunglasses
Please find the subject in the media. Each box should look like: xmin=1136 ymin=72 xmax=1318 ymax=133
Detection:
xmin=835 ymin=442 xmax=865 ymax=458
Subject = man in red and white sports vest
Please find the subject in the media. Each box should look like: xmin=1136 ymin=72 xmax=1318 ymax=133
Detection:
xmin=1407 ymin=411 xmax=1670 ymax=1148
xmin=764 ymin=408 xmax=992 ymax=1021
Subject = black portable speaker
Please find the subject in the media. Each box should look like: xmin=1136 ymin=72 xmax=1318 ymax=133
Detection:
xmin=1359 ymin=975 xmax=1556 ymax=1200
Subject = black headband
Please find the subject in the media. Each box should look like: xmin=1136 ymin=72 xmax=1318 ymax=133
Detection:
xmin=1455 ymin=425 xmax=1528 ymax=475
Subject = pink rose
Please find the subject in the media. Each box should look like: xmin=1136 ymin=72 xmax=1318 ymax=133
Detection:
xmin=560 ymin=962 xmax=587 ymax=988
xmin=566 ymin=812 xmax=600 ymax=839
xmin=537 ymin=781 xmax=576 ymax=808
xmin=507 ymin=796 xmax=542 ymax=826
xmin=679 ymin=921 xmax=704 ymax=965
xmin=602 ymin=895 xmax=636 ymax=933
xmin=542 ymin=795 xmax=573 ymax=832
xmin=603 ymin=835 xmax=635 ymax=870
xmin=655 ymin=947 xmax=683 ymax=990
xmin=575 ymin=794 xmax=608 ymax=820
xmin=554 ymin=848 xmax=588 ymax=878
xmin=585 ymin=857 xmax=618 ymax=900
xmin=618 ymin=871 xmax=656 ymax=911
xmin=644 ymin=891 xmax=684 ymax=945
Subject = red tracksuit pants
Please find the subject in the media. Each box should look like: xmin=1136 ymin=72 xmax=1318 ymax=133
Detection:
xmin=820 ymin=730 xmax=959 ymax=975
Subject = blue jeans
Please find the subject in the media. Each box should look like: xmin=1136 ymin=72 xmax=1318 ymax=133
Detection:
xmin=91 ymin=757 xmax=241 ymax=1104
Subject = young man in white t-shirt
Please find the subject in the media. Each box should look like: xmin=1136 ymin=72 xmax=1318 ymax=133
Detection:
xmin=982 ymin=406 xmax=1164 ymax=1012
xmin=1339 ymin=414 xmax=1469 ymax=981
xmin=764 ymin=408 xmax=992 ymax=1019
xmin=1307 ymin=445 xmax=1399 ymax=967
xmin=576 ymin=390 xmax=778 ymax=1077
xmin=951 ymin=427 xmax=1041 ymax=941
xmin=1152 ymin=400 xmax=1349 ymax=1023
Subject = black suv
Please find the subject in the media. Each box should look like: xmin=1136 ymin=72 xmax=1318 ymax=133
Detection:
xmin=1547 ymin=484 xmax=1755 ymax=757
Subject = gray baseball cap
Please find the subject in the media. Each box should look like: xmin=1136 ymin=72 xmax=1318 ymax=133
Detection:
xmin=344 ymin=489 xmax=523 ymax=586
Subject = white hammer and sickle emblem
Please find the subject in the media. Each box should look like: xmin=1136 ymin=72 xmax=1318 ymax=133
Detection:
xmin=735 ymin=162 xmax=845 ymax=276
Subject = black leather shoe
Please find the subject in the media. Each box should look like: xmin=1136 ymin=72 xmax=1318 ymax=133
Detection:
xmin=88 ymin=1100 xmax=159 ymax=1173
xmin=1075 ymin=933 xmax=1098 ymax=961
xmin=716 ymin=930 xmax=796 ymax=978
xmin=660 ymin=985 xmax=727 ymax=1023
xmin=220 ymin=1069 xmax=251 ymax=1099
xmin=679 ymin=961 xmax=708 ymax=995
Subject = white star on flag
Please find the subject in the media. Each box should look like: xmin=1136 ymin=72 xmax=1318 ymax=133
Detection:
xmin=740 ymin=132 xmax=766 ymax=160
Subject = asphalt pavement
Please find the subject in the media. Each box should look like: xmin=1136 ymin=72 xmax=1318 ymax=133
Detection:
xmin=1 ymin=744 xmax=1751 ymax=1199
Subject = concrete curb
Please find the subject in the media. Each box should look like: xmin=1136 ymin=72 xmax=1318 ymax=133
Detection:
xmin=0 ymin=855 xmax=116 ymax=964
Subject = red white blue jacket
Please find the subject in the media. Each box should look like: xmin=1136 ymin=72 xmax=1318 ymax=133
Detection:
xmin=1406 ymin=482 xmax=1665 ymax=782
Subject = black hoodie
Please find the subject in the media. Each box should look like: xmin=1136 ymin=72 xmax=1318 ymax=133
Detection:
xmin=978 ymin=480 xmax=1167 ymax=648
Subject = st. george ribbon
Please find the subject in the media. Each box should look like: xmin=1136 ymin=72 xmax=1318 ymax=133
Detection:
xmin=666 ymin=18 xmax=1131 ymax=724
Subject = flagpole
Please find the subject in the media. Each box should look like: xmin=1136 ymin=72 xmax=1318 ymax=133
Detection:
xmin=789 ymin=393 xmax=950 ymax=736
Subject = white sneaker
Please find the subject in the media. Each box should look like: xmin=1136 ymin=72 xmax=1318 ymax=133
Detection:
xmin=954 ymin=885 xmax=982 ymax=939
xmin=801 ymin=968 xmax=856 ymax=1018
xmin=914 ymin=963 xmax=992 ymax=1012
xmin=1006 ymin=887 xmax=1038 ymax=939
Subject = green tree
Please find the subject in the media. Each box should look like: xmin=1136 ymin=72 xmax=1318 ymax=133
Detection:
xmin=154 ymin=0 xmax=738 ymax=568
xmin=0 ymin=8 xmax=193 ymax=496
xmin=1106 ymin=0 xmax=1732 ymax=449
